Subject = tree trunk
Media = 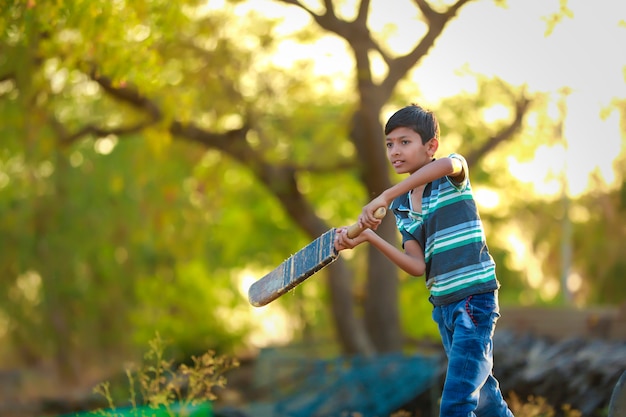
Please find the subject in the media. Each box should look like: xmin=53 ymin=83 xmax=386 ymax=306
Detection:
xmin=350 ymin=103 xmax=403 ymax=353
xmin=327 ymin=260 xmax=376 ymax=355
xmin=364 ymin=218 xmax=402 ymax=352
xmin=36 ymin=152 xmax=79 ymax=385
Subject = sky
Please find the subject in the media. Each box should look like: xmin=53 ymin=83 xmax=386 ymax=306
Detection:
xmin=411 ymin=1 xmax=626 ymax=99
xmin=415 ymin=0 xmax=626 ymax=197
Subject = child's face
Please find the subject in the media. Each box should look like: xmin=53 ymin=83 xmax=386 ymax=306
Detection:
xmin=385 ymin=126 xmax=436 ymax=175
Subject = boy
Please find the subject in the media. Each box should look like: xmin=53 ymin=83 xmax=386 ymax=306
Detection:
xmin=334 ymin=104 xmax=514 ymax=417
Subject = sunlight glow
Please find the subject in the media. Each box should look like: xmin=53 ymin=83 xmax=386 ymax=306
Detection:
xmin=238 ymin=270 xmax=295 ymax=347
xmin=508 ymin=92 xmax=623 ymax=199
xmin=561 ymin=93 xmax=622 ymax=196
xmin=45 ymin=61 xmax=68 ymax=94
xmin=94 ymin=135 xmax=118 ymax=155
xmin=126 ymin=24 xmax=151 ymax=43
xmin=507 ymin=145 xmax=566 ymax=198
xmin=0 ymin=171 xmax=8 ymax=189
xmin=541 ymin=278 xmax=560 ymax=302
xmin=473 ymin=187 xmax=500 ymax=212
xmin=0 ymin=79 xmax=16 ymax=95
xmin=69 ymin=151 xmax=84 ymax=167
xmin=567 ymin=272 xmax=583 ymax=293
xmin=38 ymin=161 xmax=54 ymax=178
xmin=10 ymin=270 xmax=42 ymax=304
xmin=500 ymin=225 xmax=560 ymax=304
xmin=481 ymin=104 xmax=511 ymax=124
xmin=503 ymin=231 xmax=528 ymax=272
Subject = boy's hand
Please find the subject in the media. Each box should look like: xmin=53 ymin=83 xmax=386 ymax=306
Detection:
xmin=334 ymin=227 xmax=371 ymax=251
xmin=359 ymin=196 xmax=388 ymax=229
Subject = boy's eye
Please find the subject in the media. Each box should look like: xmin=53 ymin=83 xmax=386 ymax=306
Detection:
xmin=401 ymin=140 xmax=410 ymax=145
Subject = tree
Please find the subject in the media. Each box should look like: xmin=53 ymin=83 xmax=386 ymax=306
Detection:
xmin=0 ymin=0 xmax=533 ymax=369
xmin=90 ymin=0 xmax=531 ymax=354
xmin=0 ymin=0 xmax=267 ymax=379
xmin=243 ymin=0 xmax=530 ymax=353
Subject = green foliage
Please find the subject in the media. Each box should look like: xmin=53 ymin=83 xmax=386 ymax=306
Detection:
xmin=0 ymin=133 xmax=265 ymax=365
xmin=0 ymin=0 xmax=311 ymax=370
xmin=398 ymin=277 xmax=439 ymax=341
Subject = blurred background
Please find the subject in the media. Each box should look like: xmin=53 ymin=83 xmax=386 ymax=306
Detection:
xmin=0 ymin=0 xmax=625 ymax=416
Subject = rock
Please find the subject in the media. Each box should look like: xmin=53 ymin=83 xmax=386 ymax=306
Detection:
xmin=493 ymin=330 xmax=626 ymax=416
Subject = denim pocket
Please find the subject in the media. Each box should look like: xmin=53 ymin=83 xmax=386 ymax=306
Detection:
xmin=465 ymin=292 xmax=500 ymax=338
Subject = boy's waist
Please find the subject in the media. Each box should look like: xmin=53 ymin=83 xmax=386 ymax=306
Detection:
xmin=428 ymin=280 xmax=500 ymax=307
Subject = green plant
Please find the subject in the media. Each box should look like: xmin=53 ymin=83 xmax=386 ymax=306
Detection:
xmin=93 ymin=333 xmax=239 ymax=416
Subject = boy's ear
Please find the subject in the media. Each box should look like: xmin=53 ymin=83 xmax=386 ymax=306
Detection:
xmin=427 ymin=138 xmax=439 ymax=156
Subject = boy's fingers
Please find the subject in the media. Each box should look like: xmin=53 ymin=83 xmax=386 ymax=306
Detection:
xmin=360 ymin=216 xmax=380 ymax=229
xmin=334 ymin=231 xmax=344 ymax=250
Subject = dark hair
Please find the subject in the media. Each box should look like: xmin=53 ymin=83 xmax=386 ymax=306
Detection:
xmin=384 ymin=103 xmax=440 ymax=144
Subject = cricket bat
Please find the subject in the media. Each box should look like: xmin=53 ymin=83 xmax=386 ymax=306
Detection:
xmin=248 ymin=207 xmax=387 ymax=307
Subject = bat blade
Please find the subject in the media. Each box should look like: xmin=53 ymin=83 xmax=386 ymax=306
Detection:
xmin=248 ymin=228 xmax=338 ymax=307
xmin=248 ymin=207 xmax=386 ymax=307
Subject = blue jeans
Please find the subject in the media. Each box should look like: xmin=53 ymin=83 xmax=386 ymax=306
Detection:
xmin=432 ymin=291 xmax=514 ymax=417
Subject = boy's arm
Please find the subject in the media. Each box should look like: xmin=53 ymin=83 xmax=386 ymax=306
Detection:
xmin=335 ymin=228 xmax=425 ymax=277
xmin=360 ymin=157 xmax=464 ymax=228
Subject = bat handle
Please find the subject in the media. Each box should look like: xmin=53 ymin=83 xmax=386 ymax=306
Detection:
xmin=346 ymin=207 xmax=387 ymax=238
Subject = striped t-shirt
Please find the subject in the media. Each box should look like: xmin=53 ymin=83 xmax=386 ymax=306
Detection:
xmin=390 ymin=153 xmax=499 ymax=306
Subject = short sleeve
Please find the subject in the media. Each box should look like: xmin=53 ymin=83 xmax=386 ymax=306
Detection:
xmin=390 ymin=195 xmax=421 ymax=248
xmin=446 ymin=153 xmax=469 ymax=192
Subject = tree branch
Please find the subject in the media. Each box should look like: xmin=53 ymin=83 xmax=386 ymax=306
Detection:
xmin=323 ymin=0 xmax=337 ymax=17
xmin=90 ymin=70 xmax=161 ymax=120
xmin=275 ymin=0 xmax=323 ymax=21
xmin=53 ymin=117 xmax=153 ymax=146
xmin=414 ymin=0 xmax=472 ymax=22
xmin=383 ymin=0 xmax=474 ymax=92
xmin=466 ymin=93 xmax=532 ymax=166
xmin=51 ymin=70 xmax=164 ymax=145
xmin=356 ymin=0 xmax=370 ymax=25
xmin=171 ymin=120 xmax=332 ymax=237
